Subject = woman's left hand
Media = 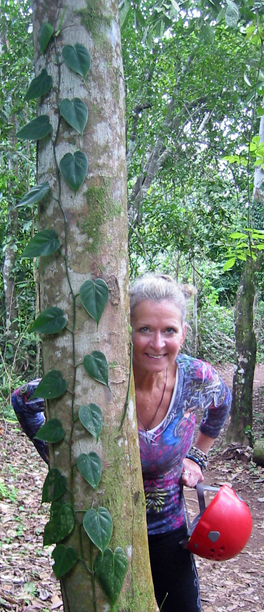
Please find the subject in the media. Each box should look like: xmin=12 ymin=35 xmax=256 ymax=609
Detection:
xmin=181 ymin=458 xmax=204 ymax=488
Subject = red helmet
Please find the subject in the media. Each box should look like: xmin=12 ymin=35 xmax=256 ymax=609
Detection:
xmin=185 ymin=484 xmax=252 ymax=561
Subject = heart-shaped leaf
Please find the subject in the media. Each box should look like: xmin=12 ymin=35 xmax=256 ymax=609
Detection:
xmin=60 ymin=151 xmax=88 ymax=193
xmin=17 ymin=182 xmax=50 ymax=208
xmin=38 ymin=22 xmax=54 ymax=53
xmin=83 ymin=507 xmax=112 ymax=553
xmin=59 ymin=98 xmax=88 ymax=135
xmin=77 ymin=452 xmax=102 ymax=489
xmin=44 ymin=501 xmax=75 ymax=546
xmin=32 ymin=370 xmax=68 ymax=399
xmin=42 ymin=468 xmax=67 ymax=502
xmin=80 ymin=279 xmax=109 ymax=324
xmin=62 ymin=43 xmax=91 ymax=79
xmin=16 ymin=115 xmax=52 ymax=140
xmin=30 ymin=307 xmax=67 ymax=335
xmin=83 ymin=351 xmax=108 ymax=387
xmin=52 ymin=544 xmax=78 ymax=578
xmin=25 ymin=69 xmax=53 ymax=101
xmin=94 ymin=547 xmax=128 ymax=603
xmin=22 ymin=229 xmax=61 ymax=258
xmin=34 ymin=418 xmax=65 ymax=443
xmin=78 ymin=404 xmax=103 ymax=440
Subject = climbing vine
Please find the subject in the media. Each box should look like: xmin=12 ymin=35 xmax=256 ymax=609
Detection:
xmin=16 ymin=18 xmax=128 ymax=609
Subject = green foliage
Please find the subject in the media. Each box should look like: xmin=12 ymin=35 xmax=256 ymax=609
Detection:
xmin=80 ymin=279 xmax=109 ymax=325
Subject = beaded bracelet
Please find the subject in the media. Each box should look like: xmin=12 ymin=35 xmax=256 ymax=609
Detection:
xmin=186 ymin=446 xmax=208 ymax=471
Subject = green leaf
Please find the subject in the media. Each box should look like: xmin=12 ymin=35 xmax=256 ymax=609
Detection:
xmin=59 ymin=98 xmax=88 ymax=135
xmin=16 ymin=115 xmax=52 ymax=141
xmin=21 ymin=229 xmax=61 ymax=258
xmin=62 ymin=44 xmax=91 ymax=79
xmin=39 ymin=22 xmax=54 ymax=53
xmin=80 ymin=279 xmax=109 ymax=324
xmin=32 ymin=370 xmax=68 ymax=399
xmin=230 ymin=232 xmax=247 ymax=239
xmin=78 ymin=404 xmax=103 ymax=440
xmin=44 ymin=501 xmax=75 ymax=546
xmin=42 ymin=468 xmax=67 ymax=502
xmin=34 ymin=418 xmax=65 ymax=443
xmin=30 ymin=307 xmax=67 ymax=335
xmin=83 ymin=351 xmax=109 ymax=387
xmin=225 ymin=0 xmax=239 ymax=28
xmin=77 ymin=452 xmax=102 ymax=489
xmin=17 ymin=182 xmax=50 ymax=208
xmin=223 ymin=257 xmax=236 ymax=271
xmin=59 ymin=151 xmax=88 ymax=193
xmin=83 ymin=507 xmax=113 ymax=552
xmin=94 ymin=547 xmax=128 ymax=603
xmin=24 ymin=69 xmax=53 ymax=101
xmin=52 ymin=544 xmax=78 ymax=578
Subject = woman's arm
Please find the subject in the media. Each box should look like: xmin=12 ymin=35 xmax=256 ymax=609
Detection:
xmin=181 ymin=433 xmax=216 ymax=488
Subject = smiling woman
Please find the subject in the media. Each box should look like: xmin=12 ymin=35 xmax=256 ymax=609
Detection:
xmin=130 ymin=272 xmax=232 ymax=612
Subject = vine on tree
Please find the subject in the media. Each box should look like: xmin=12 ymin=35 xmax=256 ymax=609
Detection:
xmin=16 ymin=19 xmax=128 ymax=609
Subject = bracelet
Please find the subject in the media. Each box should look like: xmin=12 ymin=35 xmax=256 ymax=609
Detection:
xmin=186 ymin=446 xmax=208 ymax=471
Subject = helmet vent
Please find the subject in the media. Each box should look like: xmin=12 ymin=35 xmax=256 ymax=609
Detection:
xmin=208 ymin=531 xmax=220 ymax=542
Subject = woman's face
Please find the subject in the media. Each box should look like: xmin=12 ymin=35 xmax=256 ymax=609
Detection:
xmin=131 ymin=300 xmax=187 ymax=374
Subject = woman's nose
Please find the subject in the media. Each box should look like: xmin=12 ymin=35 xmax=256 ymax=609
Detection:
xmin=150 ymin=331 xmax=165 ymax=350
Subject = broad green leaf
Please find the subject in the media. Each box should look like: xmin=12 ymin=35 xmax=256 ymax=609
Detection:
xmin=42 ymin=468 xmax=67 ymax=502
xmin=32 ymin=370 xmax=68 ymax=399
xmin=62 ymin=43 xmax=91 ymax=79
xmin=39 ymin=22 xmax=54 ymax=53
xmin=255 ymin=244 xmax=264 ymax=250
xmin=16 ymin=115 xmax=52 ymax=141
xmin=44 ymin=501 xmax=75 ymax=545
xmin=17 ymin=182 xmax=50 ymax=208
xmin=223 ymin=257 xmax=236 ymax=271
xmin=59 ymin=98 xmax=88 ymax=135
xmin=52 ymin=544 xmax=78 ymax=579
xmin=34 ymin=418 xmax=65 ymax=443
xmin=80 ymin=279 xmax=109 ymax=324
xmin=78 ymin=404 xmax=103 ymax=440
xmin=30 ymin=307 xmax=67 ymax=335
xmin=24 ymin=69 xmax=53 ymax=101
xmin=21 ymin=229 xmax=61 ymax=258
xmin=77 ymin=452 xmax=102 ymax=489
xmin=230 ymin=232 xmax=247 ymax=239
xmin=83 ymin=507 xmax=112 ymax=552
xmin=59 ymin=151 xmax=88 ymax=193
xmin=225 ymin=0 xmax=239 ymax=28
xmin=94 ymin=547 xmax=128 ymax=603
xmin=83 ymin=351 xmax=109 ymax=387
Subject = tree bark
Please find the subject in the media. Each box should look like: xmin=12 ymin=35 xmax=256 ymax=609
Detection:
xmin=31 ymin=1 xmax=157 ymax=611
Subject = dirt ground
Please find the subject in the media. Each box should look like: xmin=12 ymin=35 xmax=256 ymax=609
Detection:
xmin=0 ymin=365 xmax=264 ymax=612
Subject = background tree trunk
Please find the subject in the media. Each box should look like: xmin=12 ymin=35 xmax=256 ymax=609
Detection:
xmin=32 ymin=1 xmax=157 ymax=611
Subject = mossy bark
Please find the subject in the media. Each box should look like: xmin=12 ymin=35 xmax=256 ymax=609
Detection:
xmin=31 ymin=1 xmax=157 ymax=611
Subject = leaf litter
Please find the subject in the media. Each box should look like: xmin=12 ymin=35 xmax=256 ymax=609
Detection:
xmin=0 ymin=364 xmax=264 ymax=611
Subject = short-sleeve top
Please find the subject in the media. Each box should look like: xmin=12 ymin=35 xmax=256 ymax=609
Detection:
xmin=138 ymin=354 xmax=231 ymax=535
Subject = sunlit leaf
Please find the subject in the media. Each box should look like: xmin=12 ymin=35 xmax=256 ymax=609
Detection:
xmin=21 ymin=229 xmax=61 ymax=258
xmin=77 ymin=452 xmax=102 ymax=489
xmin=223 ymin=257 xmax=236 ymax=271
xmin=83 ymin=351 xmax=109 ymax=386
xmin=94 ymin=547 xmax=128 ymax=603
xmin=62 ymin=43 xmax=91 ymax=79
xmin=83 ymin=507 xmax=112 ymax=552
xmin=80 ymin=279 xmax=109 ymax=324
xmin=30 ymin=307 xmax=67 ymax=335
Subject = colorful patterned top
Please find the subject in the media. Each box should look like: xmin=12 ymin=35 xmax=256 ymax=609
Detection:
xmin=138 ymin=354 xmax=231 ymax=535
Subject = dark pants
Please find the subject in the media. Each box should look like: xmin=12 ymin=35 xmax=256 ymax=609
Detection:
xmin=148 ymin=526 xmax=202 ymax=612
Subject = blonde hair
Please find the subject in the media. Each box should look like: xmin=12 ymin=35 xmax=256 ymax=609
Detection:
xmin=130 ymin=273 xmax=187 ymax=324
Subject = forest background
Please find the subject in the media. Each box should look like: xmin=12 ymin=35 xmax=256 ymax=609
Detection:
xmin=0 ymin=0 xmax=264 ymax=419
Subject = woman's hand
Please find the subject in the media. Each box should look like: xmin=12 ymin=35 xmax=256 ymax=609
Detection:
xmin=181 ymin=458 xmax=204 ymax=488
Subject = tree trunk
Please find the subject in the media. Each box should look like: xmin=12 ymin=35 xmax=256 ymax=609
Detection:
xmin=31 ymin=1 xmax=157 ymax=611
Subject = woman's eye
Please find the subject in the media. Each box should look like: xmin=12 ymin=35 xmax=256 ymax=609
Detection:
xmin=166 ymin=328 xmax=177 ymax=334
xmin=140 ymin=326 xmax=149 ymax=333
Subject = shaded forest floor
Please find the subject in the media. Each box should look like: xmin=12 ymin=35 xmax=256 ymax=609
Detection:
xmin=0 ymin=365 xmax=264 ymax=612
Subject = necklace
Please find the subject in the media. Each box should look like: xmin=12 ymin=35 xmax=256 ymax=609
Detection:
xmin=137 ymin=368 xmax=168 ymax=431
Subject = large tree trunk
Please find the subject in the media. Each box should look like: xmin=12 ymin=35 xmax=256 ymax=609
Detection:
xmin=31 ymin=1 xmax=157 ymax=611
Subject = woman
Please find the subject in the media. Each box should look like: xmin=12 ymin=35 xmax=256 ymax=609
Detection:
xmin=130 ymin=273 xmax=231 ymax=612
